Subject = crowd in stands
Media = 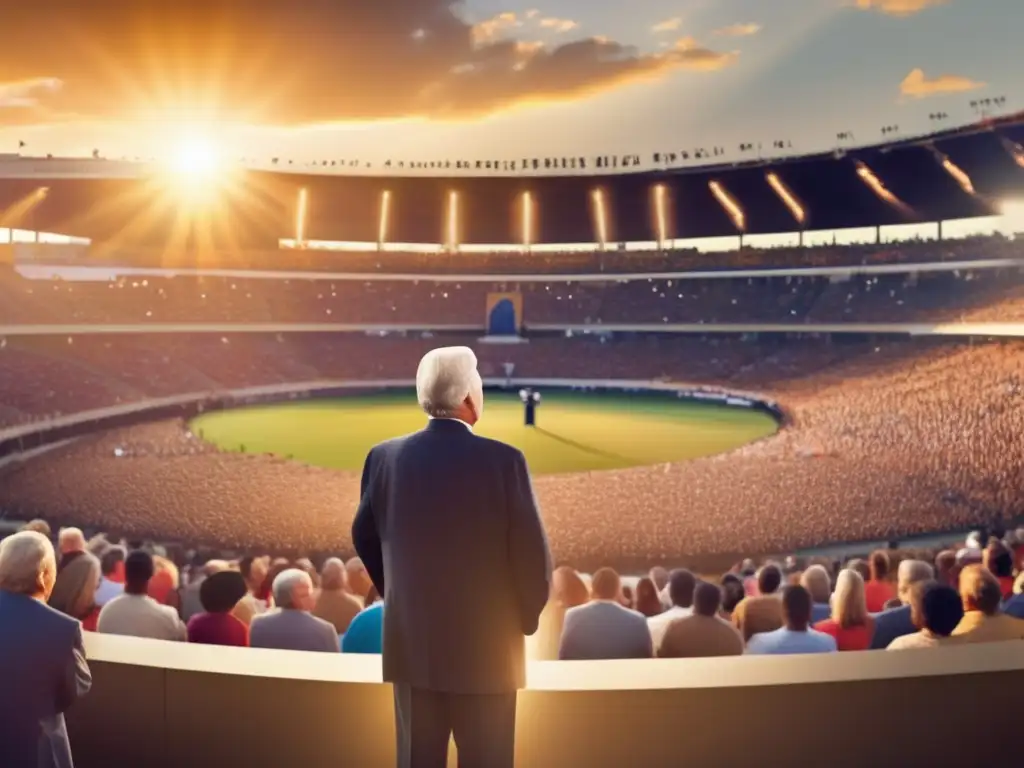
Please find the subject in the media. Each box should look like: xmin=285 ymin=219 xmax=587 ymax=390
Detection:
xmin=4 ymin=520 xmax=1022 ymax=666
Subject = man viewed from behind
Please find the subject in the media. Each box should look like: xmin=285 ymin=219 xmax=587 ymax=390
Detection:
xmin=647 ymin=568 xmax=696 ymax=653
xmin=249 ymin=569 xmax=339 ymax=653
xmin=97 ymin=550 xmax=186 ymax=641
xmin=732 ymin=563 xmax=784 ymax=642
xmin=0 ymin=531 xmax=92 ymax=768
xmin=659 ymin=581 xmax=744 ymax=658
xmin=870 ymin=559 xmax=934 ymax=649
xmin=950 ymin=565 xmax=1024 ymax=643
xmin=352 ymin=346 xmax=551 ymax=768
xmin=745 ymin=585 xmax=837 ymax=655
xmin=313 ymin=558 xmax=363 ymax=636
xmin=57 ymin=528 xmax=86 ymax=572
xmin=559 ymin=567 xmax=653 ymax=660
xmin=94 ymin=546 xmax=125 ymax=607
xmin=887 ymin=581 xmax=963 ymax=650
xmin=799 ymin=564 xmax=833 ymax=625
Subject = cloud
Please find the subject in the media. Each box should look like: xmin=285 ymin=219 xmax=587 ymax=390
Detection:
xmin=855 ymin=0 xmax=948 ymax=16
xmin=0 ymin=4 xmax=737 ymax=125
xmin=713 ymin=23 xmax=761 ymax=37
xmin=0 ymin=77 xmax=63 ymax=109
xmin=900 ymin=68 xmax=985 ymax=99
xmin=652 ymin=17 xmax=683 ymax=33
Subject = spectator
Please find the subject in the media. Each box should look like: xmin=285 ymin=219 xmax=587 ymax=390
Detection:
xmin=813 ymin=569 xmax=875 ymax=651
xmin=888 ymin=582 xmax=963 ymax=650
xmin=231 ymin=554 xmax=269 ymax=627
xmin=187 ymin=570 xmax=249 ymax=647
xmin=0 ymin=531 xmax=92 ymax=768
xmin=1004 ymin=576 xmax=1024 ymax=620
xmin=934 ymin=550 xmax=957 ymax=588
xmin=57 ymin=527 xmax=86 ymax=571
xmin=732 ymin=564 xmax=784 ymax=642
xmin=344 ymin=556 xmax=373 ymax=602
xmin=719 ymin=574 xmax=746 ymax=621
xmin=647 ymin=569 xmax=696 ymax=652
xmin=983 ymin=541 xmax=1015 ymax=600
xmin=649 ymin=565 xmax=670 ymax=607
xmin=94 ymin=546 xmax=125 ymax=607
xmin=799 ymin=564 xmax=833 ymax=624
xmin=313 ymin=557 xmax=363 ymax=635
xmin=249 ymin=569 xmax=339 ymax=653
xmin=659 ymin=581 xmax=744 ymax=658
xmin=745 ymin=586 xmax=837 ymax=655
xmin=148 ymin=555 xmax=180 ymax=609
xmin=559 ymin=568 xmax=653 ymax=660
xmin=531 ymin=566 xmax=589 ymax=661
xmin=342 ymin=598 xmax=385 ymax=655
xmin=97 ymin=550 xmax=186 ymax=641
xmin=295 ymin=557 xmax=320 ymax=589
xmin=20 ymin=519 xmax=52 ymax=538
xmin=864 ymin=550 xmax=896 ymax=612
xmin=180 ymin=559 xmax=230 ymax=622
xmin=950 ymin=565 xmax=1024 ymax=643
xmin=48 ymin=552 xmax=103 ymax=632
xmin=632 ymin=577 xmax=663 ymax=618
xmin=846 ymin=558 xmax=871 ymax=583
xmin=870 ymin=559 xmax=934 ymax=649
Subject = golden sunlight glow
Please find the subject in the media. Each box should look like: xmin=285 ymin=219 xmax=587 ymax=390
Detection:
xmin=652 ymin=184 xmax=669 ymax=245
xmin=939 ymin=156 xmax=975 ymax=195
xmin=171 ymin=137 xmax=221 ymax=178
xmin=521 ymin=191 xmax=535 ymax=248
xmin=591 ymin=188 xmax=608 ymax=247
xmin=855 ymin=161 xmax=912 ymax=215
xmin=295 ymin=188 xmax=308 ymax=244
xmin=379 ymin=190 xmax=391 ymax=245
xmin=446 ymin=190 xmax=460 ymax=250
xmin=1001 ymin=199 xmax=1024 ymax=232
xmin=709 ymin=181 xmax=746 ymax=231
xmin=766 ymin=172 xmax=806 ymax=225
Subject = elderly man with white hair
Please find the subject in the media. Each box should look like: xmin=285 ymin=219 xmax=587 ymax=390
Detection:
xmin=352 ymin=346 xmax=551 ymax=768
xmin=248 ymin=568 xmax=340 ymax=653
xmin=0 ymin=531 xmax=92 ymax=768
xmin=57 ymin=527 xmax=87 ymax=571
xmin=869 ymin=559 xmax=935 ymax=649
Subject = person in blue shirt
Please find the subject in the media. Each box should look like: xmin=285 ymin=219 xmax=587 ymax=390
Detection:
xmin=341 ymin=600 xmax=384 ymax=654
xmin=746 ymin=585 xmax=837 ymax=655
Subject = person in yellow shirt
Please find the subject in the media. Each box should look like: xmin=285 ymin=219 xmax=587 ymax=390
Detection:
xmin=950 ymin=565 xmax=1024 ymax=644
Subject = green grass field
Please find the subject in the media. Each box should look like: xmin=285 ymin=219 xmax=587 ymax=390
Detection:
xmin=190 ymin=390 xmax=779 ymax=475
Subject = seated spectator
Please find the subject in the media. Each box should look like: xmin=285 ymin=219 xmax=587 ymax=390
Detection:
xmin=732 ymin=563 xmax=784 ymax=642
xmin=342 ymin=591 xmax=384 ymax=654
xmin=148 ymin=555 xmax=180 ymax=611
xmin=864 ymin=550 xmax=896 ymax=612
xmin=647 ymin=569 xmax=696 ymax=652
xmin=231 ymin=554 xmax=269 ymax=626
xmin=95 ymin=546 xmax=125 ymax=607
xmin=57 ymin=527 xmax=86 ymax=571
xmin=633 ymin=577 xmax=663 ymax=618
xmin=870 ymin=559 xmax=934 ymax=649
xmin=888 ymin=581 xmax=963 ymax=650
xmin=983 ymin=541 xmax=1015 ymax=600
xmin=659 ymin=581 xmax=744 ymax=658
xmin=846 ymin=558 xmax=870 ymax=582
xmin=620 ymin=584 xmax=634 ymax=608
xmin=20 ymin=519 xmax=52 ymax=538
xmin=295 ymin=557 xmax=320 ymax=589
xmin=950 ymin=565 xmax=1024 ymax=643
xmin=934 ymin=550 xmax=957 ymax=588
xmin=249 ymin=569 xmax=339 ymax=653
xmin=0 ymin=531 xmax=92 ymax=768
xmin=719 ymin=574 xmax=746 ymax=621
xmin=746 ymin=586 xmax=837 ymax=655
xmin=559 ymin=567 xmax=653 ymax=660
xmin=187 ymin=570 xmax=249 ymax=647
xmin=345 ymin=556 xmax=373 ymax=601
xmin=48 ymin=552 xmax=102 ymax=632
xmin=1006 ymin=581 xmax=1024 ymax=620
xmin=649 ymin=566 xmax=670 ymax=608
xmin=799 ymin=564 xmax=833 ymax=624
xmin=97 ymin=550 xmax=186 ymax=641
xmin=313 ymin=558 xmax=363 ymax=635
xmin=813 ymin=569 xmax=875 ymax=651
xmin=530 ymin=566 xmax=589 ymax=661
xmin=180 ymin=559 xmax=230 ymax=622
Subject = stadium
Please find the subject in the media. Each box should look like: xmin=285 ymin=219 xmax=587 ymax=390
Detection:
xmin=3 ymin=106 xmax=1024 ymax=763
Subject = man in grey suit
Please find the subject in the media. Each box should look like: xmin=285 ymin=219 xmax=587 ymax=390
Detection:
xmin=870 ymin=559 xmax=934 ymax=649
xmin=558 ymin=568 xmax=654 ymax=660
xmin=0 ymin=531 xmax=92 ymax=768
xmin=352 ymin=346 xmax=551 ymax=768
xmin=249 ymin=569 xmax=340 ymax=654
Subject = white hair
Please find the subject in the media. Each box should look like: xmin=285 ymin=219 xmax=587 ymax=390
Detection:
xmin=58 ymin=527 xmax=85 ymax=554
xmin=416 ymin=346 xmax=483 ymax=419
xmin=800 ymin=564 xmax=832 ymax=604
xmin=896 ymin=559 xmax=934 ymax=598
xmin=0 ymin=531 xmax=56 ymax=595
xmin=272 ymin=568 xmax=312 ymax=610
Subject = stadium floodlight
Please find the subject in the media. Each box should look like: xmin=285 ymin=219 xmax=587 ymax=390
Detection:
xmin=446 ymin=190 xmax=460 ymax=251
xmin=937 ymin=154 xmax=975 ymax=195
xmin=295 ymin=188 xmax=308 ymax=246
xmin=379 ymin=190 xmax=391 ymax=247
xmin=709 ymin=181 xmax=746 ymax=232
xmin=521 ymin=191 xmax=534 ymax=250
xmin=855 ymin=161 xmax=912 ymax=215
xmin=651 ymin=184 xmax=669 ymax=247
xmin=766 ymin=172 xmax=806 ymax=226
xmin=591 ymin=188 xmax=608 ymax=249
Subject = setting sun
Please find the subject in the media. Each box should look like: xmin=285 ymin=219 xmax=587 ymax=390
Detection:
xmin=171 ymin=138 xmax=220 ymax=177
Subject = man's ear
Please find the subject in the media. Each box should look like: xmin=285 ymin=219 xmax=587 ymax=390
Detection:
xmin=464 ymin=394 xmax=478 ymax=423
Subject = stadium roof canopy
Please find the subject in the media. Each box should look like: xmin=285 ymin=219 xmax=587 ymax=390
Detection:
xmin=0 ymin=115 xmax=1022 ymax=249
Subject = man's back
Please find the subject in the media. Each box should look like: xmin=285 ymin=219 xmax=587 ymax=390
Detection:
xmin=0 ymin=590 xmax=91 ymax=768
xmin=249 ymin=609 xmax=339 ymax=653
xmin=658 ymin=614 xmax=744 ymax=658
xmin=870 ymin=604 xmax=915 ymax=649
xmin=97 ymin=594 xmax=185 ymax=642
xmin=746 ymin=627 xmax=837 ymax=655
xmin=353 ymin=418 xmax=551 ymax=694
xmin=559 ymin=601 xmax=654 ymax=660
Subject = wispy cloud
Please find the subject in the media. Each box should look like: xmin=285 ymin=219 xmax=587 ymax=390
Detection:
xmin=672 ymin=38 xmax=739 ymax=71
xmin=539 ymin=17 xmax=579 ymax=33
xmin=471 ymin=12 xmax=520 ymax=46
xmin=652 ymin=17 xmax=683 ymax=33
xmin=900 ymin=68 xmax=985 ymax=99
xmin=713 ymin=23 xmax=761 ymax=37
xmin=855 ymin=0 xmax=948 ymax=17
xmin=0 ymin=78 xmax=63 ymax=109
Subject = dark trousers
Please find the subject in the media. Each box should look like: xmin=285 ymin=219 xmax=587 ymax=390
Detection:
xmin=392 ymin=684 xmax=517 ymax=768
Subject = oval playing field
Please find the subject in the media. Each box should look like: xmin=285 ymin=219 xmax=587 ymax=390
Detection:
xmin=190 ymin=390 xmax=779 ymax=475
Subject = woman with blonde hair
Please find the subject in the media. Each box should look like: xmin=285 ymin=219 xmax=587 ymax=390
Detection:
xmin=528 ymin=566 xmax=589 ymax=660
xmin=48 ymin=552 xmax=102 ymax=631
xmin=813 ymin=568 xmax=875 ymax=651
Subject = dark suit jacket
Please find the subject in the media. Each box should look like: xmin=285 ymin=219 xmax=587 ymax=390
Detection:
xmin=352 ymin=418 xmax=551 ymax=694
xmin=0 ymin=590 xmax=92 ymax=768
xmin=869 ymin=604 xmax=915 ymax=649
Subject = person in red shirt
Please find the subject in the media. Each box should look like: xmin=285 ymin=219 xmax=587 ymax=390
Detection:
xmin=863 ymin=550 xmax=896 ymax=613
xmin=983 ymin=541 xmax=1016 ymax=601
xmin=814 ymin=568 xmax=875 ymax=651
xmin=186 ymin=570 xmax=250 ymax=647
